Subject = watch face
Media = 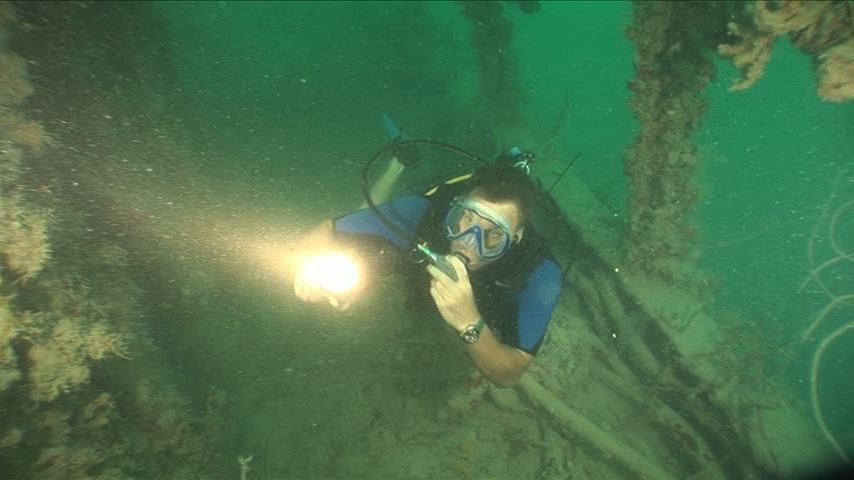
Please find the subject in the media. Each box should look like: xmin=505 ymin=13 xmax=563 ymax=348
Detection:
xmin=461 ymin=327 xmax=479 ymax=344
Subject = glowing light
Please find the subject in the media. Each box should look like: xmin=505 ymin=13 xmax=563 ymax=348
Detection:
xmin=301 ymin=253 xmax=359 ymax=294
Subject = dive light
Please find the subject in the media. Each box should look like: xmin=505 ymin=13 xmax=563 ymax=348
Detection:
xmin=416 ymin=243 xmax=459 ymax=282
xmin=301 ymin=253 xmax=359 ymax=294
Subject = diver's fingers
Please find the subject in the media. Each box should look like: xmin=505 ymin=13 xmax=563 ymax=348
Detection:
xmin=430 ymin=277 xmax=453 ymax=303
xmin=426 ymin=263 xmax=444 ymax=280
xmin=430 ymin=267 xmax=465 ymax=298
xmin=306 ymin=286 xmax=327 ymax=303
xmin=427 ymin=264 xmax=455 ymax=289
xmin=294 ymin=273 xmax=326 ymax=303
xmin=429 ymin=283 xmax=446 ymax=305
xmin=327 ymin=293 xmax=353 ymax=311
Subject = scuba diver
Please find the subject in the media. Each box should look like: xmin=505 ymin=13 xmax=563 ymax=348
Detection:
xmin=285 ymin=145 xmax=562 ymax=388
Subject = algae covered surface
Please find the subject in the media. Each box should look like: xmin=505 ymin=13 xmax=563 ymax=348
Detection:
xmin=1 ymin=2 xmax=852 ymax=479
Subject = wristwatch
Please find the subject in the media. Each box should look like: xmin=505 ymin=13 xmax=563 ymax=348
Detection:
xmin=460 ymin=318 xmax=485 ymax=344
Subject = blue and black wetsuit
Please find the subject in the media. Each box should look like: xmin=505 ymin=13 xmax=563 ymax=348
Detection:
xmin=333 ymin=189 xmax=562 ymax=356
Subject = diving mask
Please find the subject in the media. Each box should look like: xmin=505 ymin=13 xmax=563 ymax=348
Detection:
xmin=444 ymin=197 xmax=515 ymax=260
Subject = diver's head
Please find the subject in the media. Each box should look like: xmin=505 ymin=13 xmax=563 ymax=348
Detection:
xmin=444 ymin=165 xmax=537 ymax=270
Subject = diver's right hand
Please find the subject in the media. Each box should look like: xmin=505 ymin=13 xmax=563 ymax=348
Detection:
xmin=293 ymin=270 xmax=352 ymax=311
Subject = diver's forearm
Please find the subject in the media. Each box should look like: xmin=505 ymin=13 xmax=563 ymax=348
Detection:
xmin=465 ymin=325 xmax=529 ymax=388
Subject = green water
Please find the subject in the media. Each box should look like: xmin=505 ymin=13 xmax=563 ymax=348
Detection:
xmin=3 ymin=1 xmax=852 ymax=479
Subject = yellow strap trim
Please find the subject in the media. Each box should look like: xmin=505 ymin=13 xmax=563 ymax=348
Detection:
xmin=445 ymin=173 xmax=474 ymax=185
xmin=423 ymin=172 xmax=474 ymax=197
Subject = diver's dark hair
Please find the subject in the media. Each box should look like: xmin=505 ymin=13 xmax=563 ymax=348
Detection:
xmin=466 ymin=165 xmax=539 ymax=225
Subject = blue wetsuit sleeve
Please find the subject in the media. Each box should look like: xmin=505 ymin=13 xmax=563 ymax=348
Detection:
xmin=515 ymin=259 xmax=562 ymax=353
xmin=333 ymin=196 xmax=431 ymax=250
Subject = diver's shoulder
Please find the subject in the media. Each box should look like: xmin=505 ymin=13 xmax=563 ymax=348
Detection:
xmin=527 ymin=258 xmax=562 ymax=285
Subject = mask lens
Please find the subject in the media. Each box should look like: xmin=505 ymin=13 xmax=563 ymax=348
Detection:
xmin=444 ymin=200 xmax=512 ymax=259
xmin=483 ymin=227 xmax=507 ymax=250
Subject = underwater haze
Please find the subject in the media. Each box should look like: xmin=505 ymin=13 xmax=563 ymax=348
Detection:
xmin=1 ymin=1 xmax=852 ymax=479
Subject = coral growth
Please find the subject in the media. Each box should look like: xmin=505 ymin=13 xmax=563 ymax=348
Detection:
xmin=0 ymin=300 xmax=21 ymax=391
xmin=32 ymin=446 xmax=104 ymax=480
xmin=0 ymin=428 xmax=23 ymax=449
xmin=0 ymin=195 xmax=53 ymax=282
xmin=818 ymin=41 xmax=854 ymax=102
xmin=10 ymin=120 xmax=50 ymax=155
xmin=25 ymin=316 xmax=131 ymax=403
xmin=0 ymin=3 xmax=223 ymax=479
xmin=1 ymin=113 xmax=53 ymax=284
xmin=718 ymin=23 xmax=776 ymax=90
xmin=719 ymin=0 xmax=854 ymax=102
xmin=0 ymin=8 xmax=51 ymax=282
xmin=800 ymin=174 xmax=853 ymax=464
xmin=0 ymin=51 xmax=33 ymax=106
xmin=809 ymin=323 xmax=853 ymax=465
xmin=129 ymin=379 xmax=206 ymax=459
xmin=623 ymin=2 xmax=731 ymax=282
